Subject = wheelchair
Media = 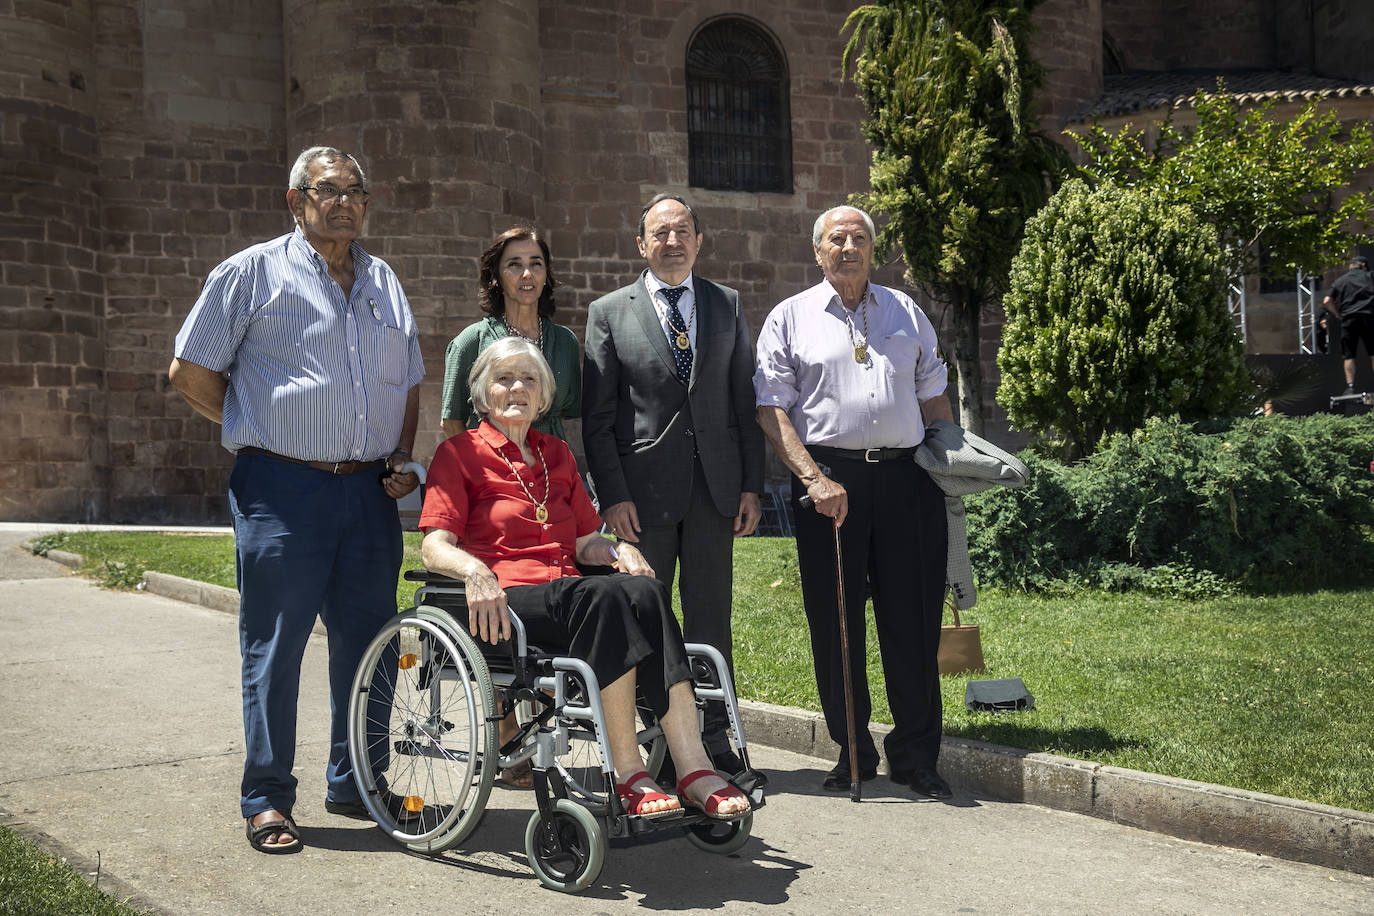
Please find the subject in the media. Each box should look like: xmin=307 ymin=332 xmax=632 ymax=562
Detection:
xmin=345 ymin=569 xmax=767 ymax=892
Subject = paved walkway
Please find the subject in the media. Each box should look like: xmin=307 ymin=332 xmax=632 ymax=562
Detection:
xmin=1 ymin=529 xmax=1370 ymax=914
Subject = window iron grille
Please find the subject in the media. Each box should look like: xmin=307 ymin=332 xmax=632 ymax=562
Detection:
xmin=686 ymin=19 xmax=792 ymax=193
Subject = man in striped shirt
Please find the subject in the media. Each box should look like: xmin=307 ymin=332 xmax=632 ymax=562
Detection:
xmin=169 ymin=146 xmax=424 ymax=853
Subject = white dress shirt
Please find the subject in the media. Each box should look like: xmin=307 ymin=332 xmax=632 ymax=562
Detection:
xmin=642 ymin=270 xmax=700 ymax=352
xmin=754 ymin=279 xmax=947 ymax=450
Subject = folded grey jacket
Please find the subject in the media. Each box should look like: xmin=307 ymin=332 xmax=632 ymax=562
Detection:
xmin=915 ymin=420 xmax=1030 ymax=610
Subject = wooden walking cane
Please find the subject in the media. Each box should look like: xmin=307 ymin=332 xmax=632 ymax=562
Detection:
xmin=802 ymin=495 xmax=862 ymax=802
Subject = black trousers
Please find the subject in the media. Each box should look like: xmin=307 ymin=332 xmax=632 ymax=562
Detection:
xmin=636 ymin=458 xmax=736 ymax=750
xmin=503 ymin=574 xmax=692 ymax=719
xmin=792 ymin=457 xmax=947 ymax=772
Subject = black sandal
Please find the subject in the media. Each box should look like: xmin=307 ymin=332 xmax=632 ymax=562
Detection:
xmin=245 ymin=812 xmax=301 ymax=854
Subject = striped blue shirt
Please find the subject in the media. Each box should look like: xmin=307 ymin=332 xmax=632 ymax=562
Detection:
xmin=174 ymin=228 xmax=425 ymax=461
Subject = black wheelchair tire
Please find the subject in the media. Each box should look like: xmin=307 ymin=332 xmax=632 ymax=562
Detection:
xmin=524 ymin=798 xmax=607 ymax=893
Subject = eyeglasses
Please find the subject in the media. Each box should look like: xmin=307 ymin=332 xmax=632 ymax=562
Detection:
xmin=297 ymin=184 xmax=370 ymax=202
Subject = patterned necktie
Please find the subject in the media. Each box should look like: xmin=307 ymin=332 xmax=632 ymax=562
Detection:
xmin=661 ymin=286 xmax=693 ymax=383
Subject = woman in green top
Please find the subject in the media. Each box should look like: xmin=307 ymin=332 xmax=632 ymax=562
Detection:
xmin=441 ymin=227 xmax=581 ymax=441
xmin=440 ymin=227 xmax=582 ymax=790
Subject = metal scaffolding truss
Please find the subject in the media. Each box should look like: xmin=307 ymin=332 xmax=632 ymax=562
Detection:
xmin=1296 ymin=269 xmax=1320 ymax=354
xmin=1228 ymin=270 xmax=1319 ymax=352
xmin=1227 ymin=275 xmax=1248 ymax=344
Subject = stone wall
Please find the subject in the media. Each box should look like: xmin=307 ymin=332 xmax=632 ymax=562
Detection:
xmin=0 ymin=0 xmax=105 ymax=521
xmin=25 ymin=0 xmax=1354 ymax=521
xmin=1031 ymin=0 xmax=1102 ymax=130
xmin=98 ymin=0 xmax=286 ymax=523
xmin=1101 ymin=0 xmax=1374 ymax=81
xmin=1104 ymin=0 xmax=1277 ymax=71
xmin=281 ymin=0 xmax=547 ymax=468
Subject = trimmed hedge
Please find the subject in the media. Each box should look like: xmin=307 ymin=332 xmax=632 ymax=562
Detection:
xmin=997 ymin=179 xmax=1250 ymax=460
xmin=967 ymin=413 xmax=1374 ymax=594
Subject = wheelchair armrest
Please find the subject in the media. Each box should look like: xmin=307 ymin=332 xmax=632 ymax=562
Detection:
xmin=404 ymin=569 xmax=463 ymax=585
xmin=405 ymin=570 xmax=537 ymax=667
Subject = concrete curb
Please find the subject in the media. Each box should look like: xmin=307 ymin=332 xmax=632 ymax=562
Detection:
xmin=140 ymin=570 xmax=329 ymax=636
xmin=44 ymin=549 xmax=83 ymax=569
xmin=0 ymin=810 xmax=175 ymax=916
xmin=26 ymin=543 xmax=1374 ymax=878
xmin=141 ymin=570 xmax=240 ymax=615
xmin=738 ymin=699 xmax=1374 ymax=876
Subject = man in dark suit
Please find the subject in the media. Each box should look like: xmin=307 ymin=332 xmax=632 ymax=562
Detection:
xmin=582 ymin=194 xmax=765 ymax=775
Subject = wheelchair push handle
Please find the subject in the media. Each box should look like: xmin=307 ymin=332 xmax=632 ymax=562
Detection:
xmin=396 ymin=460 xmax=427 ymax=483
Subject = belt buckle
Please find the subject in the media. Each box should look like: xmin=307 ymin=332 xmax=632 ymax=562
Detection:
xmin=332 ymin=461 xmax=344 ymax=475
xmin=863 ymin=448 xmax=880 ymax=463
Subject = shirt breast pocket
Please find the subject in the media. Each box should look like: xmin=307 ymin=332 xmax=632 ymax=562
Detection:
xmin=881 ymin=335 xmax=921 ymax=383
xmin=367 ymin=324 xmax=408 ymax=387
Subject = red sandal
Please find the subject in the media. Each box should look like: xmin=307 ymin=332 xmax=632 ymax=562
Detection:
xmin=616 ymin=770 xmax=680 ymax=819
xmin=677 ymin=769 xmax=751 ymax=822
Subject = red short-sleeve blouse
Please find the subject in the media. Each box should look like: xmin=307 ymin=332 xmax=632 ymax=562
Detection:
xmin=419 ymin=422 xmax=602 ymax=588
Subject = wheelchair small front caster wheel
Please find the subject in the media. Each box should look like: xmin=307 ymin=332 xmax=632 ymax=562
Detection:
xmin=684 ymin=811 xmax=752 ymax=855
xmin=525 ymin=799 xmax=606 ymax=892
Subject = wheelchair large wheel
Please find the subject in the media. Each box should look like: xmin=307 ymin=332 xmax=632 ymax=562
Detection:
xmin=348 ymin=604 xmax=498 ymax=854
xmin=684 ymin=811 xmax=752 ymax=856
xmin=524 ymin=799 xmax=606 ymax=893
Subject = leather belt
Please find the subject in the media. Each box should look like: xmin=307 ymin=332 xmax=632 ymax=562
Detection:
xmin=809 ymin=445 xmax=918 ymax=464
xmin=237 ymin=446 xmax=385 ymax=476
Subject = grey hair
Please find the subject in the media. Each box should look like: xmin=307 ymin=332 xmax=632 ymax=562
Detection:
xmin=467 ymin=337 xmax=555 ymax=420
xmin=812 ymin=206 xmax=876 ymax=247
xmin=288 ymin=146 xmax=367 ymax=189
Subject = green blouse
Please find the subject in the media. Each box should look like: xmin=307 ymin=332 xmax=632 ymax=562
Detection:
xmin=440 ymin=315 xmax=582 ymax=441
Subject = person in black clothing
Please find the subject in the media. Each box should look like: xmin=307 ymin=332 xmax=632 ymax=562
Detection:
xmin=1321 ymin=255 xmax=1374 ymax=392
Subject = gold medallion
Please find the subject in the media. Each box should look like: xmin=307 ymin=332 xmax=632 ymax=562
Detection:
xmin=675 ymin=332 xmax=690 ymax=350
xmin=535 ymin=505 xmax=548 ymax=523
xmin=854 ymin=344 xmax=867 ymax=363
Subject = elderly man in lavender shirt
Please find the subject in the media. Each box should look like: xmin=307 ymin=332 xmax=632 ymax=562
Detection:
xmin=169 ymin=146 xmax=423 ymax=853
xmin=754 ymin=205 xmax=955 ymax=800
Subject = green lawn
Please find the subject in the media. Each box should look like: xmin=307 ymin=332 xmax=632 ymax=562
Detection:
xmin=31 ymin=531 xmax=1374 ymax=813
xmin=0 ymin=825 xmax=149 ymax=916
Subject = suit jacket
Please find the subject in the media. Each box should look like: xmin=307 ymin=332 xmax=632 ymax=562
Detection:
xmin=582 ymin=271 xmax=765 ymax=525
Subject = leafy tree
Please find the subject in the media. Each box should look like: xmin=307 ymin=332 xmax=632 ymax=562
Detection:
xmin=842 ymin=0 xmax=1067 ymax=436
xmin=1073 ymin=83 xmax=1374 ymax=282
xmin=997 ymin=179 xmax=1250 ymax=459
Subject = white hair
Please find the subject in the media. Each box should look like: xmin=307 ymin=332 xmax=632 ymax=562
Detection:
xmin=288 ymin=146 xmax=366 ymax=189
xmin=468 ymin=337 xmax=555 ymax=419
xmin=812 ymin=206 xmax=876 ymax=247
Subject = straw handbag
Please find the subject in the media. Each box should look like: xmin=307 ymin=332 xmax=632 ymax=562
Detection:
xmin=938 ymin=599 xmax=986 ymax=676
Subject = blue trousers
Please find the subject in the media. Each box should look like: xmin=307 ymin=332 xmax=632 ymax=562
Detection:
xmin=229 ymin=452 xmax=402 ymax=819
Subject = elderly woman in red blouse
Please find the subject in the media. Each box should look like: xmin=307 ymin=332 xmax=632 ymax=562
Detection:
xmin=418 ymin=337 xmax=749 ymax=821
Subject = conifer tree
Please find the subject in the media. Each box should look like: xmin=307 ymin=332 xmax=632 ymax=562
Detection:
xmin=843 ymin=0 xmax=1067 ymax=434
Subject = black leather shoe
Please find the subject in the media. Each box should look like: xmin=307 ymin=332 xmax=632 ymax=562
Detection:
xmin=822 ymin=762 xmax=878 ymax=792
xmin=709 ymin=747 xmax=746 ymax=776
xmin=325 ymin=789 xmax=420 ymax=822
xmin=890 ymin=767 xmax=953 ymax=799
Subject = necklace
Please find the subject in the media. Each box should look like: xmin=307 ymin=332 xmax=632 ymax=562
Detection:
xmin=494 ymin=438 xmax=551 ymax=523
xmin=662 ymin=296 xmax=695 ymax=350
xmin=844 ymin=298 xmax=869 ymax=363
xmin=504 ymin=317 xmax=543 ymax=351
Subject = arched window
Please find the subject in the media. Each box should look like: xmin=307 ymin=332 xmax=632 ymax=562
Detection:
xmin=686 ymin=18 xmax=792 ymax=193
